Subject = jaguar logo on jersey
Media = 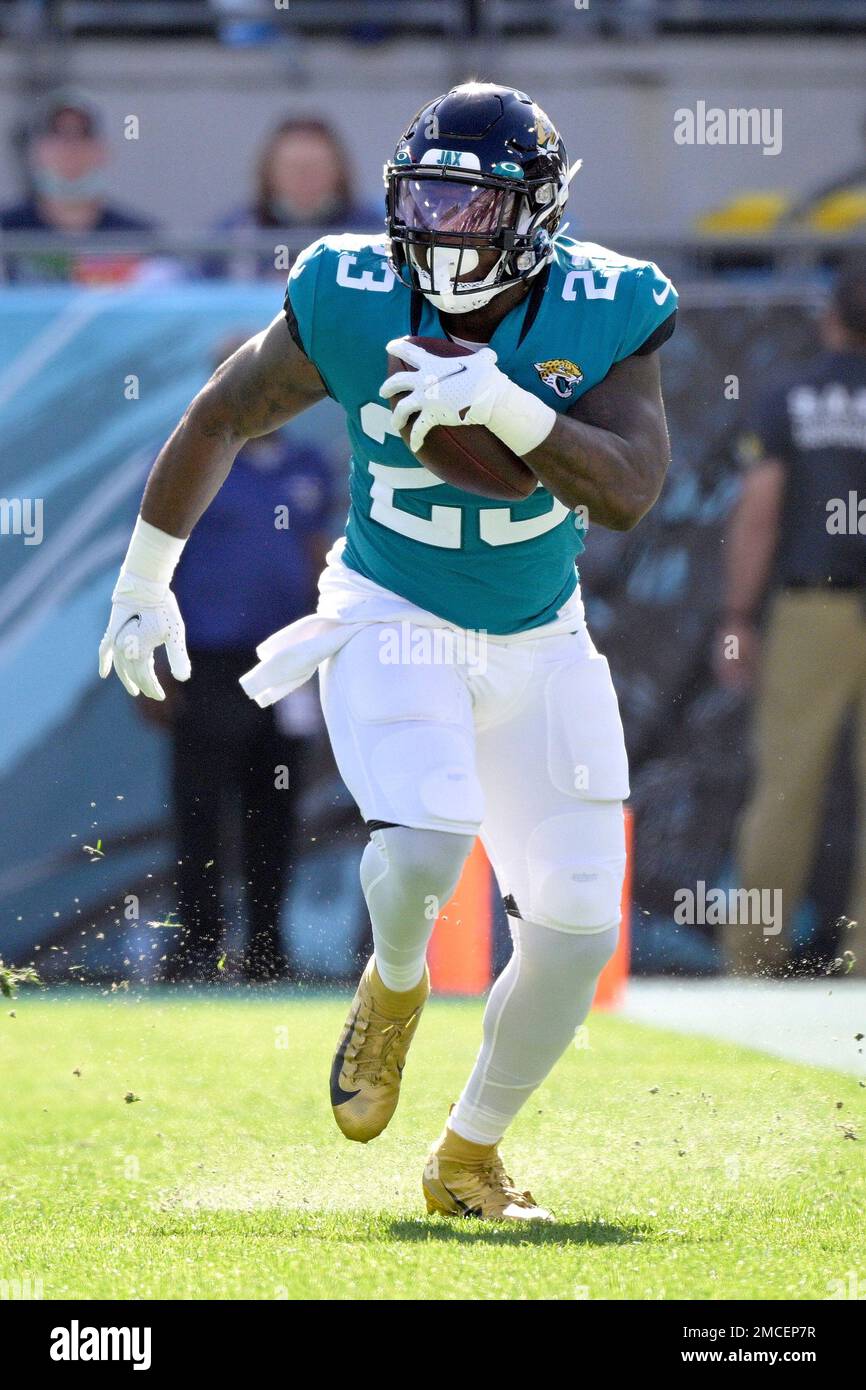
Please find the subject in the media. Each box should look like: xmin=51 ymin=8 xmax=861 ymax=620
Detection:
xmin=533 ymin=358 xmax=584 ymax=398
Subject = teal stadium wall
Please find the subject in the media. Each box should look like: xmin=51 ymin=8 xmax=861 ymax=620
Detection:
xmin=0 ymin=283 xmax=350 ymax=973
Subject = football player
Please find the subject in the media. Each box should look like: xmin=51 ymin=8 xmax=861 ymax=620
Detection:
xmin=100 ymin=83 xmax=676 ymax=1221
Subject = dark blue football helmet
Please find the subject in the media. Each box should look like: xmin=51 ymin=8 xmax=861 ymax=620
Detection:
xmin=385 ymin=82 xmax=575 ymax=315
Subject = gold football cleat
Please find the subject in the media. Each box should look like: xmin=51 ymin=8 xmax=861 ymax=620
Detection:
xmin=422 ymin=1122 xmax=554 ymax=1221
xmin=330 ymin=956 xmax=429 ymax=1143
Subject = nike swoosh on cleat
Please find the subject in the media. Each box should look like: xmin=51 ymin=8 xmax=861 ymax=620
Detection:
xmin=440 ymin=1182 xmax=482 ymax=1218
xmin=330 ymin=1004 xmax=362 ymax=1106
xmin=652 ymin=282 xmax=671 ymax=306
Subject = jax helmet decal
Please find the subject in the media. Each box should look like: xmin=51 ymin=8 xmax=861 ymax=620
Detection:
xmin=384 ymin=82 xmax=579 ymax=315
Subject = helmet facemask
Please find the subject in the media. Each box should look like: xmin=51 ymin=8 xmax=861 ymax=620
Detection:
xmin=386 ymin=166 xmax=565 ymax=315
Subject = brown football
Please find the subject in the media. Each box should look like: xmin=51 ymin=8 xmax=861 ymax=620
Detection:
xmin=386 ymin=336 xmax=537 ymax=501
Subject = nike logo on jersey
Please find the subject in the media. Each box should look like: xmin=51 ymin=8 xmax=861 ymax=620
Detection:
xmin=652 ymin=281 xmax=672 ymax=306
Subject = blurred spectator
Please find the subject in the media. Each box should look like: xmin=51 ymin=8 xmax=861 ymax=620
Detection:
xmin=148 ymin=336 xmax=336 ymax=982
xmin=716 ymin=259 xmax=866 ymax=977
xmin=208 ymin=116 xmax=381 ymax=278
xmin=0 ymin=89 xmax=156 ymax=283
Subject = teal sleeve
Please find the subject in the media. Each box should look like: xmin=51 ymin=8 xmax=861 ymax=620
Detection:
xmin=284 ymin=237 xmax=327 ymax=366
xmin=616 ymin=261 xmax=679 ymax=362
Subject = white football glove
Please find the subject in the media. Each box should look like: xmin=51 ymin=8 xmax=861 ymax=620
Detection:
xmin=98 ymin=518 xmax=190 ymax=700
xmin=381 ymin=336 xmax=556 ymax=457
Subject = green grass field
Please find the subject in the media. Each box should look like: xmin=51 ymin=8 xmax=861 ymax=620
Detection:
xmin=1 ymin=991 xmax=863 ymax=1301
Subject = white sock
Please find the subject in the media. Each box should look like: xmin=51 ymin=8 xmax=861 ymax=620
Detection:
xmin=450 ymin=916 xmax=618 ymax=1145
xmin=360 ymin=826 xmax=474 ymax=992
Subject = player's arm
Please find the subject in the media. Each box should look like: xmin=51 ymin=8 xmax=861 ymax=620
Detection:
xmin=523 ymin=350 xmax=671 ymax=531
xmin=141 ymin=314 xmax=327 ymax=536
xmin=383 ymin=326 xmax=672 ymax=532
xmin=99 ymin=315 xmax=327 ymax=700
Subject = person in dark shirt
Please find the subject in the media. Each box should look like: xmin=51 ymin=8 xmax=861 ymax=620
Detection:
xmin=0 ymin=90 xmax=155 ymax=282
xmin=148 ymin=346 xmax=336 ymax=982
xmin=716 ymin=259 xmax=866 ymax=976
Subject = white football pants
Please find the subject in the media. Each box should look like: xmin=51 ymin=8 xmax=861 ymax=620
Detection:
xmin=318 ymin=599 xmax=629 ymax=1142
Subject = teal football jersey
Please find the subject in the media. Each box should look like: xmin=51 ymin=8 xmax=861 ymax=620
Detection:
xmin=286 ymin=232 xmax=677 ymax=634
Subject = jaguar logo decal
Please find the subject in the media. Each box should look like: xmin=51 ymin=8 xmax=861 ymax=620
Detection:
xmin=533 ymin=358 xmax=584 ymax=398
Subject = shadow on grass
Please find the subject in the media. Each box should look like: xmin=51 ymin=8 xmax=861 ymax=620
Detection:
xmin=387 ymin=1216 xmax=649 ymax=1247
xmin=150 ymin=1194 xmax=652 ymax=1249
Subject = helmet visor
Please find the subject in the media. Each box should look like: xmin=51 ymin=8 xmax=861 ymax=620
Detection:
xmin=394 ymin=176 xmax=518 ymax=237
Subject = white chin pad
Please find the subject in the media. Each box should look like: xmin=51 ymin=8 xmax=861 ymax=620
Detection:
xmin=411 ymin=244 xmax=481 ymax=292
xmin=434 ymin=245 xmax=480 ymax=282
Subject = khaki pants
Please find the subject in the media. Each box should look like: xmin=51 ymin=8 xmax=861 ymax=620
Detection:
xmin=730 ymin=589 xmax=866 ymax=975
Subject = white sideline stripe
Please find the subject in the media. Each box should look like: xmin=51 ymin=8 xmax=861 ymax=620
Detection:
xmin=621 ymin=978 xmax=866 ymax=1077
xmin=0 ymin=290 xmax=112 ymax=412
xmin=0 ymin=448 xmax=149 ymax=634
